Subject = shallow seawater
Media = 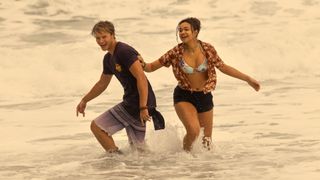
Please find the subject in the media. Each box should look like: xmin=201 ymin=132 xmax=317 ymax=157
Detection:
xmin=1 ymin=0 xmax=320 ymax=179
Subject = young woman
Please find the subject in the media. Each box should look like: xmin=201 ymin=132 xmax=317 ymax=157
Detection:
xmin=140 ymin=17 xmax=260 ymax=151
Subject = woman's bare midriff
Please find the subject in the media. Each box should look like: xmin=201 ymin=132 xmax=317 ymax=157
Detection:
xmin=186 ymin=71 xmax=208 ymax=91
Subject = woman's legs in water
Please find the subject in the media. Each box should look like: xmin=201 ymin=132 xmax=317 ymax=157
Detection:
xmin=199 ymin=109 xmax=213 ymax=137
xmin=174 ymin=102 xmax=201 ymax=151
xmin=198 ymin=109 xmax=214 ymax=150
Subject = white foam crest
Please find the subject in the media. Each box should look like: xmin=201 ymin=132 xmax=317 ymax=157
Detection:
xmin=147 ymin=123 xmax=184 ymax=153
xmin=1 ymin=0 xmax=319 ymax=98
xmin=0 ymin=42 xmax=102 ymax=99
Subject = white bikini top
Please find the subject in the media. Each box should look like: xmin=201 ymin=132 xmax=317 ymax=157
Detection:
xmin=179 ymin=58 xmax=208 ymax=74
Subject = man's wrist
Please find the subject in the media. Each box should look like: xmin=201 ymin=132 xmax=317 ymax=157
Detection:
xmin=81 ymin=98 xmax=88 ymax=103
xmin=139 ymin=106 xmax=148 ymax=111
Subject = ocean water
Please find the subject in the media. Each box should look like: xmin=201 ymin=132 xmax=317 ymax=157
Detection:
xmin=0 ymin=0 xmax=320 ymax=179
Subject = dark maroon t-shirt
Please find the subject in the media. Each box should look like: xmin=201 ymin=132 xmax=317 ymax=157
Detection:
xmin=103 ymin=42 xmax=156 ymax=116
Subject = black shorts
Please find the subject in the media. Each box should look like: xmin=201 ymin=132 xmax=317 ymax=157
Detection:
xmin=173 ymin=86 xmax=214 ymax=113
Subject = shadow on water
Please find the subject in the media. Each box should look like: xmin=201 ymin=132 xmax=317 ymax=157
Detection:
xmin=302 ymin=0 xmax=319 ymax=6
xmin=33 ymin=16 xmax=96 ymax=31
xmin=21 ymin=5 xmax=96 ymax=46
xmin=20 ymin=32 xmax=77 ymax=45
xmin=250 ymin=1 xmax=281 ymax=16
xmin=0 ymin=98 xmax=70 ymax=110
xmin=254 ymin=132 xmax=301 ymax=140
xmin=29 ymin=132 xmax=92 ymax=143
xmin=23 ymin=1 xmax=64 ymax=16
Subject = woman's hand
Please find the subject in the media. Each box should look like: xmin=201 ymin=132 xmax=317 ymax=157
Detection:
xmin=138 ymin=55 xmax=146 ymax=70
xmin=247 ymin=77 xmax=260 ymax=91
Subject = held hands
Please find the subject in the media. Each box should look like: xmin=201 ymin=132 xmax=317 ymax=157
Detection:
xmin=76 ymin=100 xmax=87 ymax=117
xmin=138 ymin=55 xmax=146 ymax=70
xmin=247 ymin=77 xmax=261 ymax=91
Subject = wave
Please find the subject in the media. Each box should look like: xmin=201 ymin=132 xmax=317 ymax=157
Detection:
xmin=0 ymin=0 xmax=319 ymax=98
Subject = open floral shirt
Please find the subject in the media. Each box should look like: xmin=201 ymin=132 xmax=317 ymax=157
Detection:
xmin=159 ymin=40 xmax=224 ymax=93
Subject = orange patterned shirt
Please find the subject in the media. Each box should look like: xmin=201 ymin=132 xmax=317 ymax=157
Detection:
xmin=159 ymin=40 xmax=224 ymax=93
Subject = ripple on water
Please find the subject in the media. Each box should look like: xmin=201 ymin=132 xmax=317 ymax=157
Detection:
xmin=250 ymin=1 xmax=281 ymax=16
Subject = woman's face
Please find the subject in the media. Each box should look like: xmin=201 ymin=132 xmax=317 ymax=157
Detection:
xmin=178 ymin=22 xmax=197 ymax=43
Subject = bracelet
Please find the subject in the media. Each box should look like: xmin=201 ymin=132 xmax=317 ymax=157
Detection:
xmin=139 ymin=106 xmax=148 ymax=111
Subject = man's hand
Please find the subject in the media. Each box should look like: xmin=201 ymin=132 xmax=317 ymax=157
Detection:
xmin=140 ymin=108 xmax=151 ymax=126
xmin=76 ymin=100 xmax=87 ymax=117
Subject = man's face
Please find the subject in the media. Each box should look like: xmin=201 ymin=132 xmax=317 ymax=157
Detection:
xmin=94 ymin=31 xmax=114 ymax=51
